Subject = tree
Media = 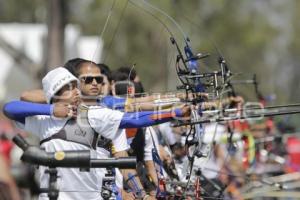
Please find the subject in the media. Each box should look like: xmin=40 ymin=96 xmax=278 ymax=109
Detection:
xmin=45 ymin=0 xmax=66 ymax=71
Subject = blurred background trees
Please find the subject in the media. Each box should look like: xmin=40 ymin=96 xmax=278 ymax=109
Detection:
xmin=0 ymin=0 xmax=300 ymax=126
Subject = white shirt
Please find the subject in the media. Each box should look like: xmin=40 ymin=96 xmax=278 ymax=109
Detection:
xmin=193 ymin=123 xmax=226 ymax=179
xmin=157 ymin=122 xmax=177 ymax=146
xmin=18 ymin=106 xmax=124 ymax=200
xmin=144 ymin=127 xmax=160 ymax=161
xmin=111 ymin=129 xmax=129 ymax=152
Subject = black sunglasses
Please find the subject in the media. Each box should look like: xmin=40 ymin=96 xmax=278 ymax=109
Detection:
xmin=81 ymin=76 xmax=104 ymax=84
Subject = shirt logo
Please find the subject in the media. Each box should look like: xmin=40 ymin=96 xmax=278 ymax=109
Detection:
xmin=75 ymin=129 xmax=87 ymax=137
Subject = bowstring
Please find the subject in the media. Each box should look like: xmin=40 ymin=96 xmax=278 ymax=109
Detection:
xmin=103 ymin=0 xmax=129 ymax=63
xmin=90 ymin=0 xmax=117 ymax=64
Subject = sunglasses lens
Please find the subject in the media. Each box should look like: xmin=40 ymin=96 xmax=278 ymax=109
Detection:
xmin=94 ymin=76 xmax=103 ymax=84
xmin=83 ymin=76 xmax=103 ymax=84
xmin=84 ymin=77 xmax=93 ymax=84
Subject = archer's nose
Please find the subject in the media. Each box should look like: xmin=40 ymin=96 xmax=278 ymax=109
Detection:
xmin=73 ymin=88 xmax=80 ymax=96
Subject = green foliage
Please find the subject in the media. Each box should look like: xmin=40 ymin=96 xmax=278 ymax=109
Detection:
xmin=0 ymin=0 xmax=46 ymax=22
xmin=1 ymin=0 xmax=300 ymax=103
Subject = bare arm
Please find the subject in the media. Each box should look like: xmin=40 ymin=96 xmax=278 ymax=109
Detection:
xmin=125 ymin=92 xmax=221 ymax=112
xmin=20 ymin=89 xmax=47 ymax=103
xmin=113 ymin=150 xmax=147 ymax=198
xmin=145 ymin=160 xmax=158 ymax=186
xmin=144 ymin=160 xmax=159 ymax=198
xmin=129 ymin=93 xmax=244 ymax=111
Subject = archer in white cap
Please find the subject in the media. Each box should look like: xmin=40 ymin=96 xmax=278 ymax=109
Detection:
xmin=42 ymin=67 xmax=80 ymax=104
xmin=4 ymin=65 xmax=190 ymax=200
xmin=4 ymin=67 xmax=127 ymax=200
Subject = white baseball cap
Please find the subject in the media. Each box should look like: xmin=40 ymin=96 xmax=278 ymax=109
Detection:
xmin=42 ymin=67 xmax=78 ymax=103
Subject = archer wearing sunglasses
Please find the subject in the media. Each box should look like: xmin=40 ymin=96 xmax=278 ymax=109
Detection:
xmin=80 ymin=75 xmax=105 ymax=97
xmin=78 ymin=64 xmax=106 ymax=98
xmin=81 ymin=75 xmax=104 ymax=85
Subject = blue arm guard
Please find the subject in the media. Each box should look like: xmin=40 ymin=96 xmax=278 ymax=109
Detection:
xmin=3 ymin=100 xmax=53 ymax=123
xmin=98 ymin=95 xmax=126 ymax=111
xmin=119 ymin=108 xmax=183 ymax=128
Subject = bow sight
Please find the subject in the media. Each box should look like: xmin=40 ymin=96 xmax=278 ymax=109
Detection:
xmin=170 ymin=37 xmax=235 ymax=102
xmin=169 ymin=35 xmax=300 ymax=127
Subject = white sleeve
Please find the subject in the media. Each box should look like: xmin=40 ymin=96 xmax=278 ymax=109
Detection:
xmin=112 ymin=129 xmax=129 ymax=152
xmin=88 ymin=107 xmax=124 ymax=140
xmin=115 ymin=169 xmax=123 ymax=189
xmin=15 ymin=116 xmax=66 ymax=139
xmin=24 ymin=116 xmax=42 ymax=136
xmin=158 ymin=122 xmax=177 ymax=145
xmin=144 ymin=127 xmax=160 ymax=161
xmin=16 ymin=116 xmax=47 ymax=138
